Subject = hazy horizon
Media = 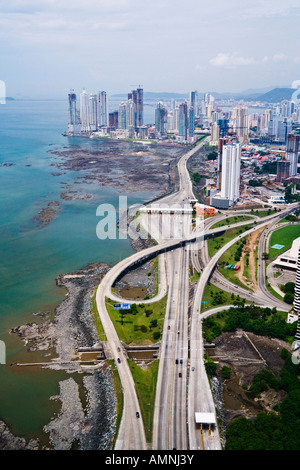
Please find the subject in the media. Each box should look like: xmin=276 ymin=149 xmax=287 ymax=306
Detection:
xmin=1 ymin=1 xmax=300 ymax=99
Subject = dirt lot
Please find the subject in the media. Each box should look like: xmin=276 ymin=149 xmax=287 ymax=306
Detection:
xmin=236 ymin=227 xmax=264 ymax=290
xmin=209 ymin=329 xmax=292 ymax=426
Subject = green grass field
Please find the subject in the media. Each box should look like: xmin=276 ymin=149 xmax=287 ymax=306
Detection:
xmin=207 ymin=225 xmax=253 ymax=258
xmin=128 ymin=360 xmax=159 ymax=443
xmin=210 ymin=215 xmax=253 ymax=229
xmin=201 ymin=283 xmax=236 ymax=312
xmin=268 ymin=224 xmax=300 ymax=260
xmin=105 ymin=296 xmax=167 ymax=345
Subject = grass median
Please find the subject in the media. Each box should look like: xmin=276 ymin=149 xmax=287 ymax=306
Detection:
xmin=128 ymin=359 xmax=159 ymax=443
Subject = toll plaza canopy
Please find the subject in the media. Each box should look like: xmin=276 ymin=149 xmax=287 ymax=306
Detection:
xmin=195 ymin=412 xmax=216 ymax=425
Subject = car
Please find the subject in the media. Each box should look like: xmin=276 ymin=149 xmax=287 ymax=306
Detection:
xmin=117 ymin=358 xmax=121 ymax=363
xmin=176 ymin=359 xmax=178 ymax=364
xmin=136 ymin=412 xmax=140 ymax=418
xmin=168 ymin=325 xmax=170 ymax=330
xmin=191 ymin=367 xmax=195 ymax=371
xmin=180 ymin=359 xmax=183 ymax=364
xmin=179 ymin=373 xmax=182 ymax=378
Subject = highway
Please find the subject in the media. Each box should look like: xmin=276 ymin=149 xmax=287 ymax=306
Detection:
xmin=95 ymin=133 xmax=299 ymax=450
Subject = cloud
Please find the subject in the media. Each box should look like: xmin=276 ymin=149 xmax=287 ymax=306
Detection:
xmin=209 ymin=52 xmax=255 ymax=68
xmin=272 ymin=53 xmax=288 ymax=62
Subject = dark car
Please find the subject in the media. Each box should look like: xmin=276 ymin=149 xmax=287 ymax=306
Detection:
xmin=136 ymin=412 xmax=140 ymax=418
xmin=117 ymin=358 xmax=121 ymax=363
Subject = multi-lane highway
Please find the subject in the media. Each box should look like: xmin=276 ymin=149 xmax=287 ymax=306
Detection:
xmin=95 ymin=135 xmax=299 ymax=450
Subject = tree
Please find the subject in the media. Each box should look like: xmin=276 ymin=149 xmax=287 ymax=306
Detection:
xmin=284 ymin=292 xmax=294 ymax=305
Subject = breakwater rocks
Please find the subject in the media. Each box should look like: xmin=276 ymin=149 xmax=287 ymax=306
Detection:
xmin=9 ymin=261 xmax=119 ymax=450
xmin=47 ymin=262 xmax=118 ymax=450
xmin=0 ymin=420 xmax=39 ymax=450
xmin=53 ymin=262 xmax=109 ymax=364
xmin=45 ymin=370 xmax=116 ymax=450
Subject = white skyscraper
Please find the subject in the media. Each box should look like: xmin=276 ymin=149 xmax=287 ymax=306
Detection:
xmin=89 ymin=94 xmax=98 ymax=131
xmin=126 ymin=99 xmax=135 ymax=130
xmin=220 ymin=143 xmax=241 ymax=204
xmin=118 ymin=102 xmax=126 ymax=129
xmin=80 ymin=89 xmax=90 ymax=132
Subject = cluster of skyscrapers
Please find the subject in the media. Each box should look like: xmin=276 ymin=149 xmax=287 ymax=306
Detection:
xmin=114 ymin=87 xmax=144 ymax=137
xmin=67 ymin=89 xmax=108 ymax=134
xmin=66 ymin=87 xmax=144 ymax=138
xmin=154 ymin=92 xmax=196 ymax=142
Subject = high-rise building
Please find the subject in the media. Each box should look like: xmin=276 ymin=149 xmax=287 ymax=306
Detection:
xmin=190 ymin=91 xmax=198 ymax=115
xmin=286 ymin=132 xmax=300 ymax=176
xmin=155 ymin=101 xmax=168 ymax=135
xmin=130 ymin=87 xmax=143 ymax=130
xmin=67 ymin=90 xmax=81 ymax=133
xmin=89 ymin=94 xmax=98 ymax=131
xmin=210 ymin=122 xmax=219 ymax=146
xmin=118 ymin=102 xmax=127 ymax=130
xmin=126 ymin=99 xmax=135 ymax=130
xmin=218 ymin=119 xmax=229 ymax=138
xmin=98 ymin=91 xmax=108 ymax=127
xmin=293 ymin=248 xmax=300 ymax=343
xmin=216 ymin=137 xmax=228 ymax=190
xmin=109 ymin=111 xmax=118 ymax=129
xmin=178 ymin=103 xmax=188 ymax=140
xmin=235 ymin=105 xmax=248 ymax=142
xmin=188 ymin=106 xmax=195 ymax=138
xmin=220 ymin=143 xmax=241 ymax=204
xmin=136 ymin=87 xmax=143 ymax=128
xmin=68 ymin=90 xmax=77 ymax=126
xmin=277 ymin=158 xmax=291 ymax=182
xmin=173 ymin=107 xmax=179 ymax=133
xmin=80 ymin=89 xmax=90 ymax=132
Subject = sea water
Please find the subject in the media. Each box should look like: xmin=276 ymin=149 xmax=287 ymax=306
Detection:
xmin=0 ymin=99 xmax=156 ymax=443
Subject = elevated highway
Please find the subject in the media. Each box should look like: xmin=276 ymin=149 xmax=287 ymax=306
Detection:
xmin=95 ymin=128 xmax=299 ymax=450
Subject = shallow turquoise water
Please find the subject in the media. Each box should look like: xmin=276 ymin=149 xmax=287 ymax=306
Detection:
xmin=0 ymin=99 xmax=156 ymax=440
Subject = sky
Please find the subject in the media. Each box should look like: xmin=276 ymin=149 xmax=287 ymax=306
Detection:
xmin=1 ymin=0 xmax=300 ymax=98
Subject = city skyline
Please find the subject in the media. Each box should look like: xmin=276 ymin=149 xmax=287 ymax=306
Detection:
xmin=2 ymin=0 xmax=300 ymax=99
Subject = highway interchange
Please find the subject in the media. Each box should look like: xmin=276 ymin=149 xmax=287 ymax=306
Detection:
xmin=96 ymin=138 xmax=299 ymax=450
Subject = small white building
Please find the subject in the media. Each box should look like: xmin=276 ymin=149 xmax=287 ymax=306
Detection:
xmin=195 ymin=412 xmax=216 ymax=430
xmin=274 ymin=237 xmax=300 ymax=271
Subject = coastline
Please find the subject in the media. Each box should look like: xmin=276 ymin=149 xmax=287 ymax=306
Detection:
xmin=3 ymin=139 xmax=185 ymax=450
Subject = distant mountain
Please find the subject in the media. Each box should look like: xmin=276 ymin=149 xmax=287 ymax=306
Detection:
xmin=111 ymin=87 xmax=295 ymax=104
xmin=251 ymin=87 xmax=295 ymax=103
xmin=111 ymin=92 xmax=189 ymax=100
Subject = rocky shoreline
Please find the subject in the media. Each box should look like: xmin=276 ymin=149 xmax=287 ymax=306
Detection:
xmin=8 ymin=261 xmax=119 ymax=450
xmin=4 ymin=140 xmax=185 ymax=450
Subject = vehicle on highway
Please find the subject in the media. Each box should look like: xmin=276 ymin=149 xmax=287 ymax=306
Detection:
xmin=191 ymin=367 xmax=195 ymax=371
xmin=179 ymin=373 xmax=182 ymax=378
xmin=176 ymin=359 xmax=178 ymax=364
xmin=180 ymin=359 xmax=183 ymax=364
xmin=136 ymin=412 xmax=140 ymax=418
xmin=117 ymin=358 xmax=121 ymax=363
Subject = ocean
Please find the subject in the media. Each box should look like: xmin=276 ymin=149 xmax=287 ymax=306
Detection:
xmin=0 ymin=99 xmax=156 ymax=444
